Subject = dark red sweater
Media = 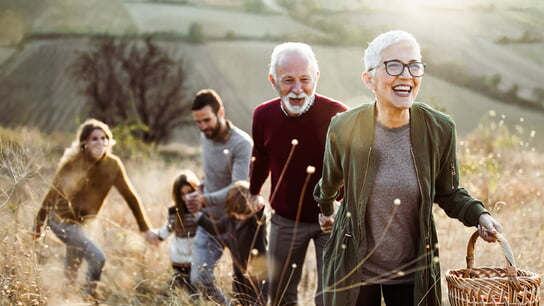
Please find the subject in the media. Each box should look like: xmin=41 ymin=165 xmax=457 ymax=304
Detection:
xmin=250 ymin=94 xmax=347 ymax=222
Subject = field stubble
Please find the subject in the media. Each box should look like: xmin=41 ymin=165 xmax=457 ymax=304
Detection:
xmin=0 ymin=119 xmax=542 ymax=305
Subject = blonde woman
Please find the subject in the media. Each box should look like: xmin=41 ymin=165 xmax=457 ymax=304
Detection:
xmin=32 ymin=118 xmax=159 ymax=299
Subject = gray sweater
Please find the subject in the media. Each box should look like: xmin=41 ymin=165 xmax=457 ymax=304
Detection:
xmin=200 ymin=122 xmax=252 ymax=219
xmin=362 ymin=121 xmax=420 ymax=284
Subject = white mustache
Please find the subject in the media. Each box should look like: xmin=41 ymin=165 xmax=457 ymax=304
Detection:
xmin=286 ymin=92 xmax=308 ymax=99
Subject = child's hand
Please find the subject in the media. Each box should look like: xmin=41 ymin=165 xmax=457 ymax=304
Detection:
xmin=144 ymin=230 xmax=161 ymax=247
xmin=248 ymin=194 xmax=265 ymax=212
xmin=30 ymin=224 xmax=42 ymax=240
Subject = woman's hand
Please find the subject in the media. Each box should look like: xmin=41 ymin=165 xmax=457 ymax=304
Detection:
xmin=477 ymin=213 xmax=503 ymax=242
xmin=318 ymin=213 xmax=335 ymax=234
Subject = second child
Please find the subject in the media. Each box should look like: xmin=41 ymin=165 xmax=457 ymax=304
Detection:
xmin=193 ymin=180 xmax=268 ymax=305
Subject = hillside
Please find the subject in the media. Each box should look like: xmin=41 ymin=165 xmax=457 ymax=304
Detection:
xmin=0 ymin=0 xmax=543 ymax=149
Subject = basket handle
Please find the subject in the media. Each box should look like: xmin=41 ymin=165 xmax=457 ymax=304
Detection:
xmin=464 ymin=230 xmax=522 ymax=291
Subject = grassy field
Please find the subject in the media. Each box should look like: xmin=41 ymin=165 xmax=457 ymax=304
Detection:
xmin=32 ymin=0 xmax=137 ymax=35
xmin=1 ymin=114 xmax=543 ymax=305
xmin=123 ymin=2 xmax=322 ymax=38
xmin=1 ymin=0 xmax=543 ymax=150
xmin=2 ymin=36 xmax=542 ymax=152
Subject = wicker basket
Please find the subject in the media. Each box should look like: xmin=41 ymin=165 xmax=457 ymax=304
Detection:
xmin=446 ymin=231 xmax=541 ymax=305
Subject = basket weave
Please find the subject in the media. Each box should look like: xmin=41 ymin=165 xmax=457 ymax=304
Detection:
xmin=446 ymin=231 xmax=541 ymax=305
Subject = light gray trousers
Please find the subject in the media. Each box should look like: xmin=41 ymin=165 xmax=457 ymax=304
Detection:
xmin=47 ymin=214 xmax=106 ymax=294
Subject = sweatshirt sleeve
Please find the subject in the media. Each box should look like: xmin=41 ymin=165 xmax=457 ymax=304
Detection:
xmin=196 ymin=213 xmax=229 ymax=235
xmin=157 ymin=221 xmax=171 ymax=241
xmin=203 ymin=135 xmax=252 ymax=206
xmin=112 ymin=157 xmax=152 ymax=232
xmin=34 ymin=164 xmax=69 ymax=228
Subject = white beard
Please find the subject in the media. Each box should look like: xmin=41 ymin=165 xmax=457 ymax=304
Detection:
xmin=280 ymin=90 xmax=316 ymax=116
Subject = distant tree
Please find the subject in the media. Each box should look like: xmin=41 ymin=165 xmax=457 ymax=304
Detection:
xmin=188 ymin=22 xmax=205 ymax=43
xmin=505 ymin=83 xmax=520 ymax=100
xmin=486 ymin=74 xmax=502 ymax=90
xmin=533 ymin=88 xmax=544 ymax=103
xmin=244 ymin=0 xmax=265 ymax=13
xmin=70 ymin=35 xmax=192 ymax=144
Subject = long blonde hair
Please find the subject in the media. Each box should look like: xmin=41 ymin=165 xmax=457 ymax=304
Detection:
xmin=59 ymin=119 xmax=115 ymax=166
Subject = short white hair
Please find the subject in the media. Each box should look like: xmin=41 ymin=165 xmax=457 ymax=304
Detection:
xmin=364 ymin=30 xmax=421 ymax=77
xmin=269 ymin=42 xmax=319 ymax=81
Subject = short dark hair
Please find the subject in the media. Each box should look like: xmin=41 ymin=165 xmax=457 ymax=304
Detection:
xmin=192 ymin=89 xmax=223 ymax=114
xmin=225 ymin=181 xmax=251 ymax=215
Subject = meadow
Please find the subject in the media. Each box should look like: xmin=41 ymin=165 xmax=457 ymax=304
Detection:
xmin=2 ymin=0 xmax=544 ymax=147
xmin=0 ymin=0 xmax=543 ymax=304
xmin=1 ymin=110 xmax=542 ymax=305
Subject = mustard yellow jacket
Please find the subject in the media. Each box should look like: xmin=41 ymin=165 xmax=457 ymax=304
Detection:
xmin=314 ymin=102 xmax=488 ymax=305
xmin=35 ymin=153 xmax=151 ymax=232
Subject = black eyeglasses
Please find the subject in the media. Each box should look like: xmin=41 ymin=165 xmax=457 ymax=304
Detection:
xmin=368 ymin=60 xmax=425 ymax=77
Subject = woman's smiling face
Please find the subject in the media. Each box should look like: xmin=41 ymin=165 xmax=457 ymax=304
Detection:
xmin=371 ymin=41 xmax=422 ymax=112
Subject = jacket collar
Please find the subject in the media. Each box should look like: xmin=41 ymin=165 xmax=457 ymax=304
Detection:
xmin=360 ymin=101 xmax=426 ymax=149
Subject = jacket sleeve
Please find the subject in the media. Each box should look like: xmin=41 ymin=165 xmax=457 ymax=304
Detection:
xmin=113 ymin=157 xmax=152 ymax=232
xmin=314 ymin=115 xmax=344 ymax=217
xmin=196 ymin=214 xmax=229 ymax=235
xmin=434 ymin=120 xmax=487 ymax=226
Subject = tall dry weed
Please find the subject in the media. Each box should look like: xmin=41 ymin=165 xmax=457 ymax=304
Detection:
xmin=0 ymin=112 xmax=542 ymax=305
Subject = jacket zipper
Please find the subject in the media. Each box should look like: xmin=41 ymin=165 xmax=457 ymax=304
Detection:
xmin=358 ymin=147 xmax=373 ymax=255
xmin=411 ymin=147 xmax=429 ymax=287
xmin=450 ymin=162 xmax=456 ymax=189
xmin=361 ymin=147 xmax=373 ymax=196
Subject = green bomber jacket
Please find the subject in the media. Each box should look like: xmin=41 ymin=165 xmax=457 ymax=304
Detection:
xmin=314 ymin=101 xmax=488 ymax=305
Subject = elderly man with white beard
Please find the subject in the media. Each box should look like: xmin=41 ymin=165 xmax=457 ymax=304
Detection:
xmin=248 ymin=42 xmax=348 ymax=306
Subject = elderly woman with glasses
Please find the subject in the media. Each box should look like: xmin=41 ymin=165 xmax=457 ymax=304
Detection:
xmin=313 ymin=30 xmax=503 ymax=305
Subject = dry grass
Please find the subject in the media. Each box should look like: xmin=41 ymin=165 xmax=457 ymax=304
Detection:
xmin=1 ymin=117 xmax=542 ymax=305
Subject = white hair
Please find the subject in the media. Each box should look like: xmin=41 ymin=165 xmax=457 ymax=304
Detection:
xmin=268 ymin=42 xmax=319 ymax=81
xmin=363 ymin=30 xmax=421 ymax=77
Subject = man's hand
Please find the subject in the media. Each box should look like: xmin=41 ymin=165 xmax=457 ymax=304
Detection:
xmin=318 ymin=213 xmax=335 ymax=234
xmin=185 ymin=191 xmax=204 ymax=214
xmin=248 ymin=194 xmax=265 ymax=212
xmin=144 ymin=230 xmax=161 ymax=247
xmin=477 ymin=213 xmax=503 ymax=243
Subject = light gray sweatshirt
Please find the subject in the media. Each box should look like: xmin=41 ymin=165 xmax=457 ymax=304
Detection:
xmin=200 ymin=122 xmax=252 ymax=219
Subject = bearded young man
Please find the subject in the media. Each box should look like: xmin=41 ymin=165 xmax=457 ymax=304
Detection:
xmin=186 ymin=89 xmax=253 ymax=304
xmin=248 ymin=42 xmax=348 ymax=306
